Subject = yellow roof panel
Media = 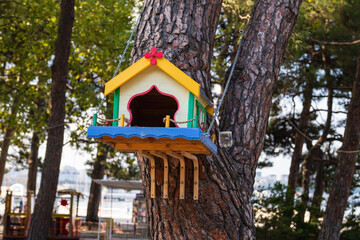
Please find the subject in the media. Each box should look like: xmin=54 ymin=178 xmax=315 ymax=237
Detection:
xmin=104 ymin=56 xmax=201 ymax=97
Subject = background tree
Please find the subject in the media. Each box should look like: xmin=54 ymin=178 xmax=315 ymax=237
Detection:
xmin=319 ymin=59 xmax=360 ymax=240
xmin=27 ymin=1 xmax=75 ymax=239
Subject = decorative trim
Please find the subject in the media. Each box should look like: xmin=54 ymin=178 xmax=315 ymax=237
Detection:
xmin=126 ymin=85 xmax=180 ymax=127
xmin=87 ymin=126 xmax=218 ymax=155
xmin=144 ymin=47 xmax=163 ymax=65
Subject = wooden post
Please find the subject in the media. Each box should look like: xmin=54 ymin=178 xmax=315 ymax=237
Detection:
xmin=26 ymin=191 xmax=33 ymax=235
xmin=120 ymin=114 xmax=125 ymax=127
xmin=165 ymin=115 xmax=170 ymax=128
xmin=69 ymin=193 xmax=74 ymax=237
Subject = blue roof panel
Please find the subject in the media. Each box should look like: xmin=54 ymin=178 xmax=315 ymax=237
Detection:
xmin=87 ymin=126 xmax=217 ymax=154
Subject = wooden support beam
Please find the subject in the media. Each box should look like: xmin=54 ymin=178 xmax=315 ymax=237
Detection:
xmin=141 ymin=151 xmax=156 ymax=198
xmin=182 ymin=151 xmax=199 ymax=200
xmin=166 ymin=151 xmax=185 ymax=199
xmin=150 ymin=151 xmax=169 ymax=199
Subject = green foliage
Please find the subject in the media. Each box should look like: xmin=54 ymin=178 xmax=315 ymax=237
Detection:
xmin=106 ymin=153 xmax=141 ymax=180
xmin=341 ymin=203 xmax=360 ymax=240
xmin=1 ymin=0 xmax=140 ymax=178
xmin=254 ymin=183 xmax=321 ymax=240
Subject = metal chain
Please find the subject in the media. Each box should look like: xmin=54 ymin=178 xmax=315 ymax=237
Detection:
xmin=96 ymin=4 xmax=146 ymax=115
xmin=205 ymin=30 xmax=244 ymax=136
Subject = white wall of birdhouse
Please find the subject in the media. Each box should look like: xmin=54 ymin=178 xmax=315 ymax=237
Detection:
xmin=118 ymin=65 xmax=189 ymax=127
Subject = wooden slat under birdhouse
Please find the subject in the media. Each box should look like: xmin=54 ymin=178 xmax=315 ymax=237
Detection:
xmin=150 ymin=151 xmax=169 ymax=199
xmin=182 ymin=151 xmax=199 ymax=200
xmin=166 ymin=151 xmax=186 ymax=199
xmin=139 ymin=151 xmax=156 ymax=198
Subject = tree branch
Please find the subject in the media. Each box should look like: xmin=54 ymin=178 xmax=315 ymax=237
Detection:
xmin=311 ymin=39 xmax=360 ymax=46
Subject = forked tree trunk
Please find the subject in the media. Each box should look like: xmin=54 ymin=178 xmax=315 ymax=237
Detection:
xmin=27 ymin=1 xmax=75 ymax=239
xmin=86 ymin=143 xmax=108 ymax=222
xmin=318 ymin=58 xmax=360 ymax=240
xmin=286 ymin=74 xmax=313 ymax=202
xmin=131 ymin=0 xmax=302 ymax=238
xmin=301 ymin=87 xmax=333 ymax=197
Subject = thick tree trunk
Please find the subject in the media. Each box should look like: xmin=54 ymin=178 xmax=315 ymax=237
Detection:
xmin=27 ymin=1 xmax=75 ymax=239
xmin=286 ymin=75 xmax=313 ymax=200
xmin=318 ymin=58 xmax=360 ymax=240
xmin=132 ymin=0 xmax=301 ymax=239
xmin=86 ymin=143 xmax=108 ymax=222
xmin=27 ymin=132 xmax=40 ymax=193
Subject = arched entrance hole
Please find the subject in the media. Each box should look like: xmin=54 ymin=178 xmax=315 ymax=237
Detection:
xmin=128 ymin=86 xmax=179 ymax=127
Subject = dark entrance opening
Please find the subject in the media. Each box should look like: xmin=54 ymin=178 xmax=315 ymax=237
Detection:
xmin=129 ymin=86 xmax=178 ymax=127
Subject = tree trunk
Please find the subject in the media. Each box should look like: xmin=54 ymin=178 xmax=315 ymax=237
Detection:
xmin=27 ymin=131 xmax=40 ymax=193
xmin=86 ymin=143 xmax=108 ymax=222
xmin=318 ymin=58 xmax=360 ymax=240
xmin=301 ymin=87 xmax=333 ymax=197
xmin=310 ymin=156 xmax=325 ymax=219
xmin=286 ymin=73 xmax=313 ymax=203
xmin=0 ymin=98 xmax=18 ymax=194
xmin=27 ymin=1 xmax=74 ymax=239
xmin=0 ymin=127 xmax=14 ymax=194
xmin=132 ymin=0 xmax=302 ymax=239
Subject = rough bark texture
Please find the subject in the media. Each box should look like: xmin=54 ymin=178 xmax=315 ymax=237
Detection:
xmin=131 ymin=0 xmax=302 ymax=239
xmin=286 ymin=76 xmax=313 ymax=199
xmin=318 ymin=58 xmax=360 ymax=240
xmin=26 ymin=132 xmax=40 ymax=193
xmin=86 ymin=143 xmax=108 ymax=222
xmin=27 ymin=1 xmax=74 ymax=239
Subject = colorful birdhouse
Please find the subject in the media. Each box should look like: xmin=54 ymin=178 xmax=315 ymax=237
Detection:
xmin=88 ymin=48 xmax=217 ymax=200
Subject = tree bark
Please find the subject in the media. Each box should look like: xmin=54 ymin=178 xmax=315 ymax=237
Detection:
xmin=310 ymin=154 xmax=325 ymax=219
xmin=132 ymin=0 xmax=302 ymax=239
xmin=0 ymin=127 xmax=14 ymax=194
xmin=286 ymin=72 xmax=313 ymax=202
xmin=26 ymin=131 xmax=40 ymax=193
xmin=0 ymin=98 xmax=18 ymax=194
xmin=318 ymin=58 xmax=360 ymax=240
xmin=301 ymin=87 xmax=333 ymax=197
xmin=27 ymin=1 xmax=75 ymax=239
xmin=86 ymin=143 xmax=108 ymax=222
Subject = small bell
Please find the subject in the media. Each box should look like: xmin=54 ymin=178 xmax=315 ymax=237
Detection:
xmin=219 ymin=131 xmax=233 ymax=147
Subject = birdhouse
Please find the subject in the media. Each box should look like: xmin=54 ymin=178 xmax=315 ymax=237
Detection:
xmin=88 ymin=47 xmax=217 ymax=200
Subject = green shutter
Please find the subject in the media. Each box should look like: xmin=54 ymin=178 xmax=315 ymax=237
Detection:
xmin=187 ymin=92 xmax=195 ymax=128
xmin=112 ymin=88 xmax=120 ymax=126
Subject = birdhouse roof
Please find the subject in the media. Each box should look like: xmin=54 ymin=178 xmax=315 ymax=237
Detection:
xmin=104 ymin=56 xmax=201 ymax=97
